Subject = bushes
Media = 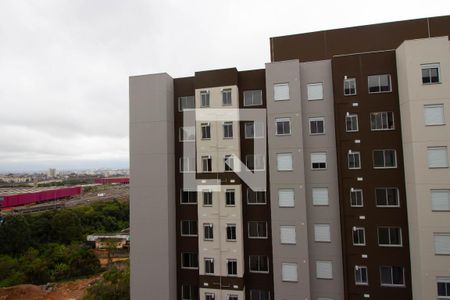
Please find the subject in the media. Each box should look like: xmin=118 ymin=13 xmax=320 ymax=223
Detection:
xmin=0 ymin=200 xmax=129 ymax=287
xmin=83 ymin=266 xmax=130 ymax=300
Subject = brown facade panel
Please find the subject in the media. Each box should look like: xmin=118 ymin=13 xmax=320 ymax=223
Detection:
xmin=194 ymin=68 xmax=238 ymax=89
xmin=332 ymin=51 xmax=412 ymax=300
xmin=199 ymin=275 xmax=245 ymax=291
xmin=271 ymin=16 xmax=450 ymax=63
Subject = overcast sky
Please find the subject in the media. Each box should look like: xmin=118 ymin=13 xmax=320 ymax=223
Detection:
xmin=0 ymin=0 xmax=448 ymax=172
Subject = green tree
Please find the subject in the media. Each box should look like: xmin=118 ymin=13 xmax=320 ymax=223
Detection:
xmin=83 ymin=266 xmax=130 ymax=300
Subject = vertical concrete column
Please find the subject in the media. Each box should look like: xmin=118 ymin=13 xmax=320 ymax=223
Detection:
xmin=130 ymin=73 xmax=176 ymax=300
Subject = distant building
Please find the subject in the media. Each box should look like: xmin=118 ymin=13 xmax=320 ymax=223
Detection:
xmin=47 ymin=168 xmax=56 ymax=178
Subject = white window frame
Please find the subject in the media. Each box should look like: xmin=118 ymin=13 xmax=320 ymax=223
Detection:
xmin=373 ymin=149 xmax=397 ymax=169
xmin=202 ymin=190 xmax=213 ymax=207
xmin=281 ymin=263 xmax=298 ymax=282
xmin=309 ymin=117 xmax=325 ymax=135
xmin=200 ymin=90 xmax=210 ymax=108
xmin=178 ymin=96 xmax=195 ymax=112
xmin=312 ymin=187 xmax=329 ymax=206
xmin=245 ymin=122 xmax=265 ymax=139
xmin=380 ymin=266 xmax=405 ymax=287
xmin=245 ymin=154 xmax=265 ymax=171
xmin=350 ymin=188 xmax=364 ymax=207
xmin=243 ymin=90 xmax=263 ymax=106
xmin=280 ymin=225 xmax=296 ymax=244
xmin=352 ymin=226 xmax=366 ymax=246
xmin=424 ymin=104 xmax=445 ymax=126
xmin=247 ymin=188 xmax=267 ymax=205
xmin=348 ymin=151 xmax=361 ymax=169
xmin=345 ymin=114 xmax=359 ymax=132
xmin=248 ymin=221 xmax=268 ymax=239
xmin=225 ymin=189 xmax=236 ymax=206
xmin=375 ymin=187 xmax=400 ymax=207
xmin=226 ymin=223 xmax=237 ymax=241
xmin=249 ymin=255 xmax=269 ymax=273
xmin=370 ymin=111 xmax=395 ymax=131
xmin=275 ymin=117 xmax=291 ymax=136
xmin=368 ymin=74 xmax=392 ymax=94
xmin=421 ymin=63 xmax=441 ymax=84
xmin=202 ymin=155 xmax=212 ymax=173
xmin=377 ymin=226 xmax=403 ymax=247
xmin=431 ymin=189 xmax=450 ymax=211
xmin=274 ymin=83 xmax=290 ymax=101
xmin=277 ymin=153 xmax=293 ymax=171
xmin=222 ymin=88 xmax=232 ymax=106
xmin=223 ymin=121 xmax=234 ymax=139
xmin=316 ymin=261 xmax=333 ymax=280
xmin=428 ymin=146 xmax=449 ymax=169
xmin=344 ymin=78 xmax=357 ymax=96
xmin=204 ymin=257 xmax=215 ymax=275
xmin=179 ymin=157 xmax=195 ymax=173
xmin=203 ymin=223 xmax=214 ymax=241
xmin=180 ymin=220 xmax=198 ymax=237
xmin=201 ymin=122 xmax=211 ymax=140
xmin=307 ymin=82 xmax=324 ymax=101
xmin=311 ymin=152 xmax=327 ymax=170
xmin=227 ymin=259 xmax=238 ymax=276
xmin=278 ymin=189 xmax=295 ymax=207
xmin=434 ymin=233 xmax=450 ymax=255
xmin=437 ymin=277 xmax=450 ymax=298
xmin=314 ymin=224 xmax=331 ymax=242
xmin=355 ymin=265 xmax=368 ymax=285
xmin=181 ymin=252 xmax=198 ymax=270
xmin=180 ymin=189 xmax=197 ymax=205
xmin=205 ymin=292 xmax=216 ymax=300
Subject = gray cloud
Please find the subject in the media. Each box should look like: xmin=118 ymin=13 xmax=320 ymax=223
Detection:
xmin=0 ymin=0 xmax=447 ymax=172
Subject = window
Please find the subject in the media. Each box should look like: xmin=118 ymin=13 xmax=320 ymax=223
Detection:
xmin=422 ymin=63 xmax=440 ymax=84
xmin=282 ymin=263 xmax=298 ymax=282
xmin=424 ymin=104 xmax=445 ymax=126
xmin=203 ymin=190 xmax=212 ymax=206
xmin=227 ymin=259 xmax=237 ymax=276
xmin=225 ymin=189 xmax=235 ymax=206
xmin=180 ymin=157 xmax=194 ymax=173
xmin=222 ymin=88 xmax=232 ymax=106
xmin=277 ymin=153 xmax=293 ymax=171
xmin=181 ymin=252 xmax=198 ymax=269
xmin=181 ymin=285 xmax=197 ymax=300
xmin=316 ymin=261 xmax=333 ymax=279
xmin=245 ymin=122 xmax=265 ymax=138
xmin=312 ymin=187 xmax=329 ymax=206
xmin=345 ymin=114 xmax=359 ymax=132
xmin=274 ymin=83 xmax=290 ymax=101
xmin=314 ymin=224 xmax=331 ymax=242
xmin=200 ymin=90 xmax=210 ymax=107
xmin=179 ymin=126 xmax=195 ymax=142
xmin=278 ymin=189 xmax=295 ymax=207
xmin=204 ymin=223 xmax=213 ymax=240
xmin=247 ymin=189 xmax=266 ymax=205
xmin=348 ymin=151 xmax=361 ymax=169
xmin=307 ymin=83 xmax=324 ymax=100
xmin=226 ymin=224 xmax=236 ymax=241
xmin=280 ymin=225 xmax=296 ymax=244
xmin=431 ymin=190 xmax=450 ymax=211
xmin=437 ymin=277 xmax=450 ymax=298
xmin=311 ymin=152 xmax=327 ymax=170
xmin=353 ymin=227 xmax=366 ymax=246
xmin=428 ymin=147 xmax=449 ymax=168
xmin=275 ymin=118 xmax=291 ymax=135
xmin=370 ymin=112 xmax=395 ymax=131
xmin=228 ymin=295 xmax=238 ymax=300
xmin=249 ymin=255 xmax=269 ymax=273
xmin=223 ymin=122 xmax=234 ymax=138
xmin=202 ymin=156 xmax=212 ymax=172
xmin=373 ymin=149 xmax=397 ymax=168
xmin=248 ymin=222 xmax=268 ymax=239
xmin=380 ymin=266 xmax=405 ymax=286
xmin=309 ymin=117 xmax=325 ymax=135
xmin=178 ymin=96 xmax=195 ymax=111
xmin=201 ymin=123 xmax=211 ymax=139
xmin=344 ymin=78 xmax=357 ymax=96
xmin=181 ymin=190 xmax=197 ymax=204
xmin=204 ymin=258 xmax=214 ymax=274
xmin=378 ymin=227 xmax=402 ymax=247
xmin=249 ymin=290 xmax=270 ymax=300
xmin=205 ymin=293 xmax=215 ymax=300
xmin=224 ymin=155 xmax=234 ymax=172
xmin=355 ymin=266 xmax=368 ymax=285
xmin=368 ymin=74 xmax=392 ymax=93
xmin=246 ymin=154 xmax=265 ymax=171
xmin=181 ymin=220 xmax=197 ymax=236
xmin=434 ymin=233 xmax=450 ymax=255
xmin=244 ymin=90 xmax=263 ymax=106
xmin=376 ymin=188 xmax=400 ymax=207
xmin=350 ymin=188 xmax=363 ymax=207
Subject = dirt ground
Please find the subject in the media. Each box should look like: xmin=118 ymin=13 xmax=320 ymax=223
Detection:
xmin=0 ymin=275 xmax=100 ymax=300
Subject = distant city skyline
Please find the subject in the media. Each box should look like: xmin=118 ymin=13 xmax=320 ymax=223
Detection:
xmin=1 ymin=1 xmax=448 ymax=172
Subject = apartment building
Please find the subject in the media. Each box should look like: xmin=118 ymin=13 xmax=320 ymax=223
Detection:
xmin=130 ymin=15 xmax=450 ymax=300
